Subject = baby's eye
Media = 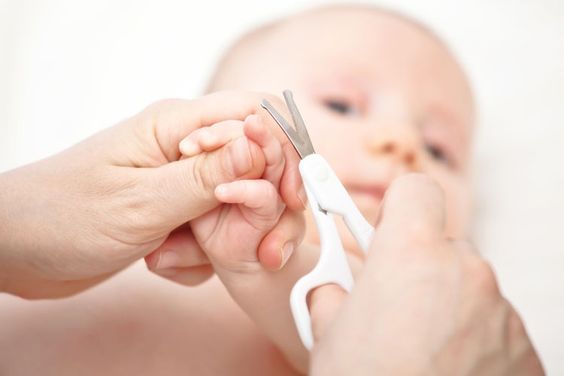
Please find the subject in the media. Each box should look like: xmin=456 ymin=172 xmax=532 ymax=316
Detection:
xmin=324 ymin=99 xmax=360 ymax=116
xmin=425 ymin=143 xmax=451 ymax=166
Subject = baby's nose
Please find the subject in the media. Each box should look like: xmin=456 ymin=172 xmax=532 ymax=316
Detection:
xmin=364 ymin=124 xmax=421 ymax=171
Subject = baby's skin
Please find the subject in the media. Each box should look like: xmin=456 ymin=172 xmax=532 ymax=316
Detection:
xmin=181 ymin=115 xmax=335 ymax=371
xmin=0 ymin=5 xmax=479 ymax=376
xmin=186 ymin=114 xmax=288 ymax=276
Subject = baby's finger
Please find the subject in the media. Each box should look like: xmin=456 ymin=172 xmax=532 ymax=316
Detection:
xmin=179 ymin=120 xmax=244 ymax=157
xmin=244 ymin=115 xmax=285 ymax=189
xmin=215 ymin=179 xmax=284 ymax=225
xmin=257 ymin=209 xmax=306 ymax=271
xmin=256 ymin=98 xmax=306 ymax=211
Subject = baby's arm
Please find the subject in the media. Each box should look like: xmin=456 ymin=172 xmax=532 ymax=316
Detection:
xmin=183 ymin=116 xmax=319 ymax=372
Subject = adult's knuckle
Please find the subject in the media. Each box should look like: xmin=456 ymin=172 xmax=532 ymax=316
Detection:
xmin=468 ymin=257 xmax=500 ymax=297
xmin=188 ymin=154 xmax=216 ymax=195
xmin=451 ymin=238 xmax=477 ymax=254
xmin=505 ymin=303 xmax=527 ymax=338
xmin=143 ymin=98 xmax=184 ymax=113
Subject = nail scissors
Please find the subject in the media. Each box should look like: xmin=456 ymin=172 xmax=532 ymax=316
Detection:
xmin=261 ymin=90 xmax=375 ymax=350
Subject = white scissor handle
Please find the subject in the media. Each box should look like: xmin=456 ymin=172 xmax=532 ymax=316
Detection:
xmin=290 ymin=185 xmax=354 ymax=350
xmin=300 ymin=154 xmax=374 ymax=253
xmin=290 ymin=154 xmax=375 ymax=350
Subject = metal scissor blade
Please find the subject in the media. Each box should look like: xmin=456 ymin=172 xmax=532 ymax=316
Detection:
xmin=261 ymin=91 xmax=316 ymax=159
xmin=282 ymin=90 xmax=315 ymax=156
xmin=261 ymin=98 xmax=305 ymax=159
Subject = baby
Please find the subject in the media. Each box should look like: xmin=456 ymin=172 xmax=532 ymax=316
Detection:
xmin=153 ymin=3 xmax=476 ymax=374
xmin=0 ymin=4 xmax=475 ymax=376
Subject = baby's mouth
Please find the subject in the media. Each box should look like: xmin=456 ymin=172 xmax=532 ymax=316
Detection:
xmin=347 ymin=184 xmax=387 ymax=224
xmin=348 ymin=184 xmax=387 ymax=202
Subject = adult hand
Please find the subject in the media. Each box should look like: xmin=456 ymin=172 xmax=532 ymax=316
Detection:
xmin=0 ymin=91 xmax=304 ymax=299
xmin=308 ymin=174 xmax=544 ymax=375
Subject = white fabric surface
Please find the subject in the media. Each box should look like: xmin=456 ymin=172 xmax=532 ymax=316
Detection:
xmin=1 ymin=0 xmax=563 ymax=372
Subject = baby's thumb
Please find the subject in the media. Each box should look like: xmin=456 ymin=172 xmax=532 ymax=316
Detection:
xmin=145 ymin=136 xmax=265 ymax=227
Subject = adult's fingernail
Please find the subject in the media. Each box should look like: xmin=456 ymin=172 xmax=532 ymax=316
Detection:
xmin=279 ymin=243 xmax=295 ymax=270
xmin=298 ymin=186 xmax=308 ymax=208
xmin=154 ymin=250 xmax=181 ymax=270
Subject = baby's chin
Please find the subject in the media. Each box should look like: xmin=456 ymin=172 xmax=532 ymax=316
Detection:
xmin=303 ymin=192 xmax=381 ymax=256
xmin=303 ymin=214 xmax=379 ymax=262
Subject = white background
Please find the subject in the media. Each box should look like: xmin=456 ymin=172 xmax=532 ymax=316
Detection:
xmin=1 ymin=0 xmax=563 ymax=373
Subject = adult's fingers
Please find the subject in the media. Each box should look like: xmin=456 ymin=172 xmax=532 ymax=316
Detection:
xmin=145 ymin=223 xmax=210 ymax=270
xmin=140 ymin=92 xmax=305 ymax=224
xmin=101 ymin=91 xmax=305 ymax=211
xmin=139 ymin=91 xmax=305 ymax=211
xmin=375 ymin=173 xmax=446 ymax=250
xmin=145 ymin=223 xmax=214 ymax=286
xmin=142 ymin=136 xmax=266 ymax=229
xmin=152 ymin=265 xmax=215 ymax=286
xmin=308 ymin=284 xmax=348 ymax=344
xmin=6 ymin=272 xmax=117 ymax=300
xmin=142 ymin=91 xmax=271 ymax=161
xmin=257 ymin=209 xmax=306 ymax=270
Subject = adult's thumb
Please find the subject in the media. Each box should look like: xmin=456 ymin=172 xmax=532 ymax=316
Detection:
xmin=374 ymin=173 xmax=446 ymax=250
xmin=144 ymin=136 xmax=266 ymax=228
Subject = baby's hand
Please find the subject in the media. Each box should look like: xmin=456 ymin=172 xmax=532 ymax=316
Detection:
xmin=174 ymin=107 xmax=313 ymax=373
xmin=183 ymin=115 xmax=293 ymax=278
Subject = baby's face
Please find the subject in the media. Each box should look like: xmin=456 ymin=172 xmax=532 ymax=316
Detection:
xmin=213 ymin=8 xmax=474 ymax=254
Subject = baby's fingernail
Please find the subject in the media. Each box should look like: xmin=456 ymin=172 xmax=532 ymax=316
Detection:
xmin=278 ymin=243 xmax=295 ymax=270
xmin=229 ymin=137 xmax=253 ymax=176
xmin=245 ymin=114 xmax=258 ymax=124
xmin=298 ymin=186 xmax=308 ymax=208
xmin=154 ymin=250 xmax=181 ymax=270
xmin=200 ymin=130 xmax=216 ymax=147
xmin=179 ymin=139 xmax=199 ymax=157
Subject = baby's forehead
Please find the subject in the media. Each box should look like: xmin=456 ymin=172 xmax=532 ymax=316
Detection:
xmin=215 ymin=6 xmax=462 ymax=83
xmin=210 ymin=6 xmax=474 ymax=123
xmin=279 ymin=9 xmax=457 ymax=68
xmin=280 ymin=7 xmax=430 ymax=37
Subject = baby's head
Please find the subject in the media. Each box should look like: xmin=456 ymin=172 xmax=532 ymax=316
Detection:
xmin=208 ymin=4 xmax=475 ymax=254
